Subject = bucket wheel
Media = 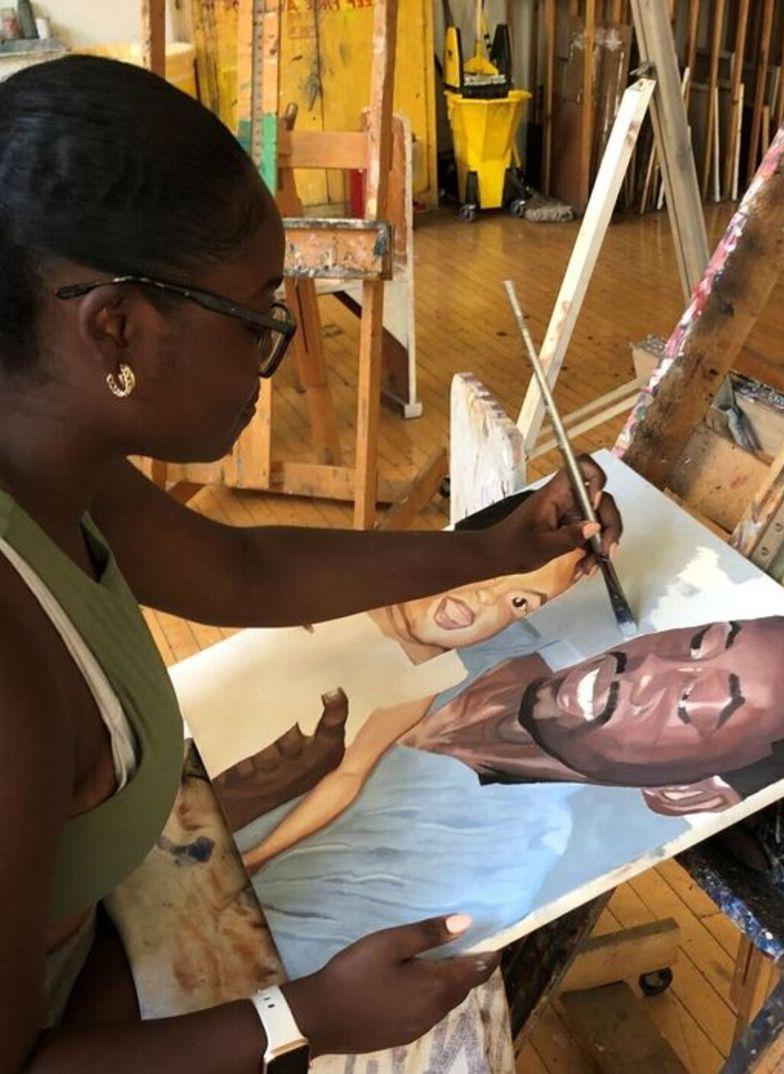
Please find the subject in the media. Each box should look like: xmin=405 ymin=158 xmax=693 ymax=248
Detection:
xmin=459 ymin=171 xmax=479 ymax=222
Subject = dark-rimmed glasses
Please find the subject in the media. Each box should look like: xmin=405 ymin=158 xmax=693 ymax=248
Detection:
xmin=56 ymin=274 xmax=297 ymax=378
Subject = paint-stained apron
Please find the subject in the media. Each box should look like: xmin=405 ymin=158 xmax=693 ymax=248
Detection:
xmin=108 ymin=745 xmax=515 ymax=1074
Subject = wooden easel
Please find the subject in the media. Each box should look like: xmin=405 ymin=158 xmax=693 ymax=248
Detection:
xmin=141 ymin=0 xmax=445 ymax=529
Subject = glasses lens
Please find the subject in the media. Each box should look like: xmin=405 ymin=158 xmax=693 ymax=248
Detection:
xmin=258 ymin=304 xmax=293 ymax=375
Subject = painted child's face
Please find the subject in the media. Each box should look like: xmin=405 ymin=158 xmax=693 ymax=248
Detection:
xmin=394 ymin=550 xmax=585 ymax=650
xmin=519 ymin=618 xmax=784 ymax=785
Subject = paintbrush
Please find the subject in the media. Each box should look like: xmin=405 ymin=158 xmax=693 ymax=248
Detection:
xmin=503 ymin=279 xmax=637 ymax=639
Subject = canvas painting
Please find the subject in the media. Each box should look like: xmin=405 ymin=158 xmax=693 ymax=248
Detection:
xmin=172 ymin=451 xmax=784 ymax=979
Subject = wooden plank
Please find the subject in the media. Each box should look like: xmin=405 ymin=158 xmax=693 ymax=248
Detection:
xmin=354 ymin=0 xmax=399 ymax=528
xmin=516 ymin=78 xmax=655 ymax=450
xmin=560 ymin=919 xmax=680 ymax=993
xmin=236 ymin=0 xmax=255 ymax=153
xmin=236 ymin=0 xmax=280 ymax=190
xmin=538 ymin=376 xmax=644 ymax=435
xmin=278 ymin=130 xmax=368 ymax=170
xmin=630 ymin=0 xmax=710 ymax=301
xmin=269 ymin=461 xmax=409 ymax=504
xmin=543 ymin=0 xmax=556 ymax=196
xmin=378 ymin=448 xmax=447 ymax=530
xmin=732 ymin=80 xmax=745 ymax=201
xmin=283 ymin=220 xmax=393 ymax=280
xmin=617 ymin=126 xmax=784 ymax=485
xmin=578 ymin=0 xmax=597 ymax=208
xmin=140 ymin=0 xmax=166 ymax=77
xmin=354 ymin=279 xmax=385 ymax=528
xmin=190 ymin=0 xmax=221 ymax=114
xmin=724 ymin=0 xmax=750 ymax=199
xmin=701 ymin=0 xmax=726 ymax=199
xmin=531 ymin=394 xmax=640 ymax=458
xmin=562 ymin=981 xmax=689 ymax=1073
xmin=777 ymin=14 xmax=784 ymax=132
xmin=685 ymin=0 xmax=700 ymax=105
xmin=259 ymin=0 xmax=281 ymax=192
xmin=730 ymin=937 xmax=780 ymax=1047
xmin=746 ymin=0 xmax=775 ymax=186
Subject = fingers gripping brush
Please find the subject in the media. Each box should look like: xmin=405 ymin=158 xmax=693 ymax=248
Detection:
xmin=503 ymin=279 xmax=638 ymax=639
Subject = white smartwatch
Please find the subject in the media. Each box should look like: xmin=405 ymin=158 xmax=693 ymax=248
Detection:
xmin=250 ymin=986 xmax=311 ymax=1073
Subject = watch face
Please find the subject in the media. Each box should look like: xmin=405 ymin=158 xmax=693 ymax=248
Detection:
xmin=266 ymin=1044 xmax=310 ymax=1074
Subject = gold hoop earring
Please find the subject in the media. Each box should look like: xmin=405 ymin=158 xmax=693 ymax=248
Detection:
xmin=106 ymin=364 xmax=136 ymax=399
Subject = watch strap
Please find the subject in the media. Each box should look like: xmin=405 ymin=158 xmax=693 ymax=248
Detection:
xmin=250 ymin=985 xmax=309 ymax=1069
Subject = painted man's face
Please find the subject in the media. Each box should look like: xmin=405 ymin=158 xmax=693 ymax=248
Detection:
xmin=519 ymin=618 xmax=784 ymax=786
xmin=397 ymin=550 xmax=584 ymax=650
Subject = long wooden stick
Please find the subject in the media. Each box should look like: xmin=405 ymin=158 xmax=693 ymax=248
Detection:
xmin=701 ymin=0 xmax=725 ymax=199
xmin=516 ymin=79 xmax=656 ymax=449
xmin=777 ymin=15 xmax=784 ymax=131
xmin=140 ymin=0 xmax=166 ymax=76
xmin=578 ymin=0 xmax=597 ymax=208
xmin=724 ymin=0 xmax=750 ymax=199
xmin=354 ymin=0 xmax=398 ymax=528
xmin=617 ymin=124 xmax=784 ymax=486
xmin=732 ymin=81 xmax=745 ymax=201
xmin=712 ymin=83 xmax=721 ymax=202
xmin=543 ymin=0 xmax=556 ymax=196
xmin=630 ymin=0 xmax=709 ymax=300
xmin=684 ymin=0 xmax=699 ymax=106
xmin=746 ymin=0 xmax=775 ymax=186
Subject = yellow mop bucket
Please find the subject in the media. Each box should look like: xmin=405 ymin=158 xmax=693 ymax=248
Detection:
xmin=446 ymin=88 xmax=531 ymax=220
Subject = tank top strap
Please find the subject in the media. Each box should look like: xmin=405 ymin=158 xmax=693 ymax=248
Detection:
xmin=0 ymin=536 xmax=137 ymax=787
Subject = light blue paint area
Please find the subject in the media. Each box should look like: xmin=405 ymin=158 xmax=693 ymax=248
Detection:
xmin=234 ymin=748 xmax=692 ymax=980
xmin=533 ymin=784 xmax=689 ymax=906
xmin=235 ymin=745 xmax=579 ymax=979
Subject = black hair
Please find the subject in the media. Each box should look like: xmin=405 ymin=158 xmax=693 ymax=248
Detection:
xmin=0 ymin=55 xmax=270 ymax=371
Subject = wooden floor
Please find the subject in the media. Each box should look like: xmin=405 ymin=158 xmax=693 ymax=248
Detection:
xmin=147 ymin=204 xmax=784 ymax=1073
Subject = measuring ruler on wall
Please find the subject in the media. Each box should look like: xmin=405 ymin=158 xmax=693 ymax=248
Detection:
xmin=237 ymin=0 xmax=281 ymax=192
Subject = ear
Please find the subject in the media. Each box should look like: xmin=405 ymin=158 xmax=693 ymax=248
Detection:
xmin=76 ymin=286 xmax=168 ymax=374
xmin=641 ymin=777 xmax=742 ymax=817
xmin=76 ymin=287 xmax=131 ymax=359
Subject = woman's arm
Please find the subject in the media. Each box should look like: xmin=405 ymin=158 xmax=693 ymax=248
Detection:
xmin=243 ymin=696 xmax=433 ymax=873
xmin=90 ymin=458 xmax=620 ymax=628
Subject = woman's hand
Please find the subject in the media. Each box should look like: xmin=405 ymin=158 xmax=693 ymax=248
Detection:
xmin=489 ymin=456 xmax=622 ymax=576
xmin=281 ymin=915 xmax=499 ymax=1057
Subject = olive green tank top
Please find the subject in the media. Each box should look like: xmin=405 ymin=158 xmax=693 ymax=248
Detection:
xmin=0 ymin=490 xmax=184 ymax=922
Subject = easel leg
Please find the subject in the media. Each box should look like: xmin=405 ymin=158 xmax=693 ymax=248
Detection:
xmin=354 ymin=279 xmax=384 ymax=529
xmin=731 ymin=936 xmax=780 ymax=1048
xmin=284 ymin=277 xmax=343 ymax=466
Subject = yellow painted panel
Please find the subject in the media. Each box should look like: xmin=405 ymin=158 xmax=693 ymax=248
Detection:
xmin=207 ymin=0 xmax=436 ymax=208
